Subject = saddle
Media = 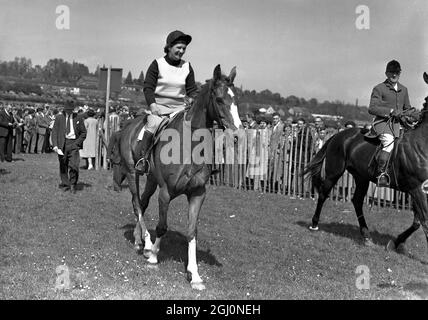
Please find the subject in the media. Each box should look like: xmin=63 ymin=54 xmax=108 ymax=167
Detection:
xmin=364 ymin=107 xmax=422 ymax=183
xmin=146 ymin=110 xmax=187 ymax=157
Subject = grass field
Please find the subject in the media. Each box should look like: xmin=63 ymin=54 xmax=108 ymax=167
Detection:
xmin=1 ymin=153 xmax=427 ymax=300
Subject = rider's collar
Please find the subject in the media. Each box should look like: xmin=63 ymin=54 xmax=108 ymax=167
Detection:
xmin=164 ymin=55 xmax=182 ymax=67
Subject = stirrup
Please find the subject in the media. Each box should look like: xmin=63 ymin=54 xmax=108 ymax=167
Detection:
xmin=135 ymin=157 xmax=150 ymax=173
xmin=377 ymin=172 xmax=390 ymax=187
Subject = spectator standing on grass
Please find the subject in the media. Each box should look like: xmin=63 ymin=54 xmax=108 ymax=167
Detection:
xmin=268 ymin=113 xmax=284 ymax=159
xmin=35 ymin=107 xmax=50 ymax=154
xmin=0 ymin=103 xmax=16 ymax=162
xmin=80 ymin=109 xmax=98 ymax=170
xmin=24 ymin=109 xmax=37 ymax=153
xmin=314 ymin=128 xmax=327 ymax=152
xmin=51 ymin=100 xmax=87 ymax=194
xmin=268 ymin=113 xmax=285 ymax=189
xmin=292 ymin=118 xmax=313 ymax=197
xmin=12 ymin=107 xmax=25 ymax=154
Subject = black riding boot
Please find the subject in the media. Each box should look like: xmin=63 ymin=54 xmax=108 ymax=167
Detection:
xmin=135 ymin=131 xmax=154 ymax=173
xmin=377 ymin=150 xmax=390 ymax=187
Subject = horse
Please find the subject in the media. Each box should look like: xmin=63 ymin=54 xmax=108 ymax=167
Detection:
xmin=118 ymin=65 xmax=241 ymax=290
xmin=304 ymin=73 xmax=428 ymax=255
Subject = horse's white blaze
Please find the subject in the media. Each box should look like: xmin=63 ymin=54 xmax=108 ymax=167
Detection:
xmin=227 ymin=88 xmax=242 ymax=129
xmin=187 ymin=238 xmax=202 ymax=283
xmin=144 ymin=230 xmax=153 ymax=250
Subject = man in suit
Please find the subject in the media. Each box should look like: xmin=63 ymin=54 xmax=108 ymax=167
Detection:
xmin=51 ymin=100 xmax=87 ymax=193
xmin=107 ymin=130 xmax=126 ymax=192
xmin=269 ymin=113 xmax=285 ymax=158
xmin=35 ymin=106 xmax=51 ymax=154
xmin=268 ymin=113 xmax=285 ymax=191
xmin=0 ymin=103 xmax=16 ymax=162
xmin=24 ymin=108 xmax=37 ymax=153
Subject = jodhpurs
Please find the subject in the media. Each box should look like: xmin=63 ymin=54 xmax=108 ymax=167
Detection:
xmin=137 ymin=106 xmax=185 ymax=140
xmin=379 ymin=133 xmax=394 ymax=153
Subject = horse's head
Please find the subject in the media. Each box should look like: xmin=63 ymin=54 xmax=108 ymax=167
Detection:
xmin=207 ymin=65 xmax=242 ymax=130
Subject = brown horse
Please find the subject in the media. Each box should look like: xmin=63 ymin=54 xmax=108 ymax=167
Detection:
xmin=118 ymin=65 xmax=240 ymax=290
xmin=304 ymin=73 xmax=428 ymax=255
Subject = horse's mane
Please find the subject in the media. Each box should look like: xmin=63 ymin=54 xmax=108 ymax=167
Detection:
xmin=196 ymin=80 xmax=214 ymax=108
xmin=186 ymin=79 xmax=216 ymax=128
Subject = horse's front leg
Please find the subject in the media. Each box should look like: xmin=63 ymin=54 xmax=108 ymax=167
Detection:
xmin=387 ymin=187 xmax=426 ymax=254
xmin=147 ymin=186 xmax=170 ymax=264
xmin=186 ymin=186 xmax=206 ymax=290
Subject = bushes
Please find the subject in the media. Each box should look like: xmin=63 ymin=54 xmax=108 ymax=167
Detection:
xmin=0 ymin=80 xmax=42 ymax=95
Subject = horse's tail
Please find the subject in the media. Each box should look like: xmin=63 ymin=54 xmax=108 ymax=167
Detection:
xmin=303 ymin=136 xmax=333 ymax=192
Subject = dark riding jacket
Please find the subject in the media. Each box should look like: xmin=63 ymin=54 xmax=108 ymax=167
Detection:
xmin=367 ymin=80 xmax=411 ymax=138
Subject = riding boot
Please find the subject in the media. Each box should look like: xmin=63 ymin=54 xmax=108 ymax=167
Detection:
xmin=376 ymin=150 xmax=390 ymax=187
xmin=135 ymin=131 xmax=154 ymax=173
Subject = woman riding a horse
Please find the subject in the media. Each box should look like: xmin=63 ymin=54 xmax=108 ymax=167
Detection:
xmin=135 ymin=30 xmax=198 ymax=173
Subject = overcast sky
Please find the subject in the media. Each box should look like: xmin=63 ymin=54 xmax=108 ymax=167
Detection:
xmin=1 ymin=0 xmax=427 ymax=107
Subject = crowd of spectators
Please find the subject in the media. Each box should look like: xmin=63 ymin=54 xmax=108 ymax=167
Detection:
xmin=0 ymin=101 xmax=136 ymax=167
xmin=229 ymin=112 xmax=372 ymax=195
xmin=240 ymin=112 xmax=370 ymax=154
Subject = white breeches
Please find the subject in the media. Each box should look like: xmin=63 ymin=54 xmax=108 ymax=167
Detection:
xmin=379 ymin=133 xmax=394 ymax=153
xmin=137 ymin=108 xmax=184 ymax=140
xmin=139 ymin=114 xmax=164 ymax=137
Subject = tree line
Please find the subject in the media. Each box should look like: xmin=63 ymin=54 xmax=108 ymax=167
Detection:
xmin=0 ymin=57 xmax=146 ymax=87
xmin=0 ymin=56 xmax=372 ymax=121
xmin=236 ymin=88 xmax=372 ymax=122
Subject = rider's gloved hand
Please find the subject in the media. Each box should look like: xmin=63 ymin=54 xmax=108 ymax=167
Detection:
xmin=390 ymin=109 xmax=399 ymax=118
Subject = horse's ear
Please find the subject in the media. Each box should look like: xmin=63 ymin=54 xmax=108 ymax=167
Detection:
xmin=213 ymin=64 xmax=222 ymax=81
xmin=423 ymin=72 xmax=428 ymax=85
xmin=229 ymin=66 xmax=237 ymax=83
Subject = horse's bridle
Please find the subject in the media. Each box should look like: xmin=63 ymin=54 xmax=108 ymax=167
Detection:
xmin=207 ymin=80 xmax=228 ymax=129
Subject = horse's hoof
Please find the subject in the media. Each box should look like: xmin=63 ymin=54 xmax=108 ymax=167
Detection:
xmin=364 ymin=238 xmax=375 ymax=247
xmin=147 ymin=254 xmax=158 ymax=264
xmin=309 ymin=225 xmax=319 ymax=231
xmin=386 ymin=240 xmax=396 ymax=252
xmin=191 ymin=282 xmax=206 ymax=291
xmin=143 ymin=249 xmax=152 ymax=259
xmin=396 ymin=243 xmax=408 ymax=256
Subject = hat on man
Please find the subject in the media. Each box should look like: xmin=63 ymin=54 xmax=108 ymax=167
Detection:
xmin=386 ymin=60 xmax=401 ymax=74
xmin=166 ymin=30 xmax=192 ymax=47
xmin=64 ymin=99 xmax=75 ymax=111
